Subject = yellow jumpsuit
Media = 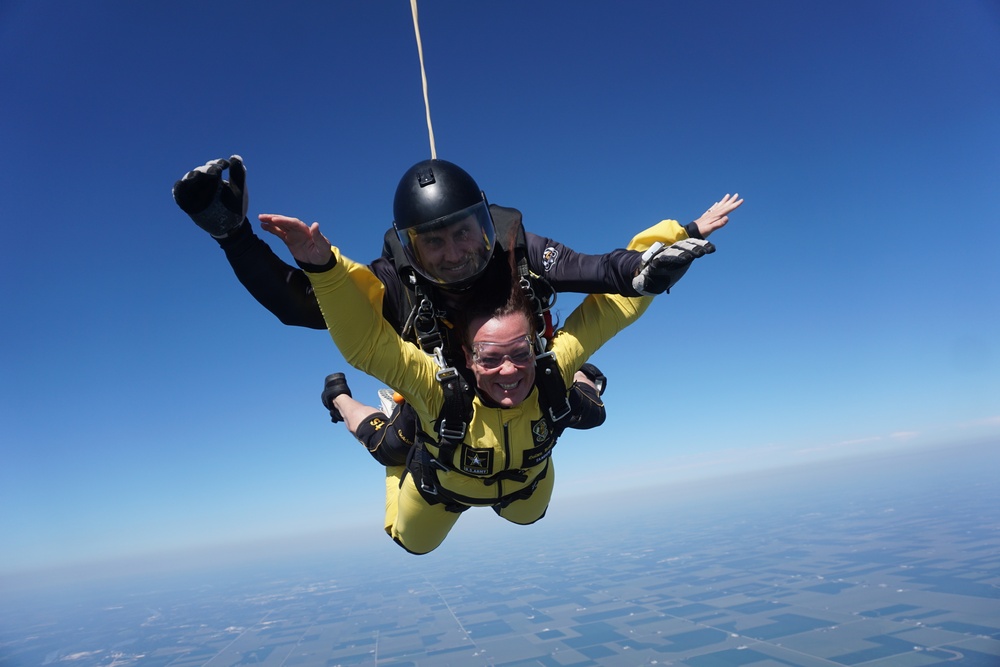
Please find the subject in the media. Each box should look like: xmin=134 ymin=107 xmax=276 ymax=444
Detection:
xmin=305 ymin=219 xmax=687 ymax=553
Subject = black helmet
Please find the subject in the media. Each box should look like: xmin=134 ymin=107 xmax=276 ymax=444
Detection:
xmin=393 ymin=159 xmax=496 ymax=287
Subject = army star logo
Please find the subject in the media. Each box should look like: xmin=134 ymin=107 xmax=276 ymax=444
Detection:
xmin=461 ymin=445 xmax=493 ymax=475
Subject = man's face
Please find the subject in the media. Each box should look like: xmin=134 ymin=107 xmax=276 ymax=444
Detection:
xmin=464 ymin=312 xmax=536 ymax=408
xmin=411 ymin=217 xmax=489 ymax=283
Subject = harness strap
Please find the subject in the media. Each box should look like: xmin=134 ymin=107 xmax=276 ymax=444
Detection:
xmin=433 ymin=363 xmax=472 ymax=463
xmin=534 ymin=351 xmax=573 ymax=426
xmin=493 ymin=460 xmax=550 ymax=510
xmin=482 ymin=468 xmax=529 ymax=485
xmin=407 ymin=440 xmax=468 ymax=514
xmin=412 ymin=283 xmax=445 ymax=354
xmin=407 ymin=439 xmax=549 ymax=513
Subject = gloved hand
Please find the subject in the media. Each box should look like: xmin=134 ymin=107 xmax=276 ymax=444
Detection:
xmin=632 ymin=238 xmax=715 ymax=296
xmin=172 ymin=155 xmax=248 ymax=238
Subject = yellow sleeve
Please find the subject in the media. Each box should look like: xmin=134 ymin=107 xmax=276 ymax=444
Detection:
xmin=628 ymin=218 xmax=688 ymax=253
xmin=304 ymin=249 xmax=443 ymax=420
xmin=550 ymin=218 xmax=678 ymax=384
xmin=551 ymin=292 xmax=651 ymax=386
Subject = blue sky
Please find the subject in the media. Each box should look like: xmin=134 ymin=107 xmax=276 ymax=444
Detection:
xmin=1 ymin=1 xmax=998 ymax=576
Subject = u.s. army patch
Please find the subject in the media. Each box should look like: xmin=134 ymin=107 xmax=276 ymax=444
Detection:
xmin=461 ymin=445 xmax=493 ymax=476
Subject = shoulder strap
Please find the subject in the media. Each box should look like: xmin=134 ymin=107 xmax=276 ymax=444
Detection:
xmin=533 ymin=350 xmax=572 ymax=428
xmin=431 ymin=358 xmax=473 ymax=468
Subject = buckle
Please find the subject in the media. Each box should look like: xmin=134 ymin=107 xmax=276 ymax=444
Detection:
xmin=429 ymin=456 xmax=451 ymax=472
xmin=415 ymin=296 xmax=443 ymax=353
xmin=438 ymin=418 xmax=467 ymax=441
xmin=435 ymin=365 xmax=458 ymax=382
xmin=535 ymin=349 xmax=556 ymax=364
xmin=548 ymin=398 xmax=572 ymax=422
xmin=418 ymin=330 xmax=443 ymax=354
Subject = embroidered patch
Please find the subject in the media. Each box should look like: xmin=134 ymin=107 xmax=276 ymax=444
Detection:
xmin=532 ymin=419 xmax=549 ymax=443
xmin=542 ymin=246 xmax=559 ymax=272
xmin=461 ymin=445 xmax=494 ymax=476
xmin=523 ymin=418 xmax=557 ymax=467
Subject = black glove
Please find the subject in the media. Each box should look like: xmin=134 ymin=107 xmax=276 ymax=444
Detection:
xmin=632 ymin=238 xmax=716 ymax=295
xmin=321 ymin=373 xmax=352 ymax=424
xmin=172 ymin=155 xmax=248 ymax=238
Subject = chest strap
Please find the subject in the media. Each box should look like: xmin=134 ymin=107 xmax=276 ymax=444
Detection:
xmin=407 ymin=282 xmax=447 ymax=354
xmin=430 ymin=349 xmax=473 ymax=468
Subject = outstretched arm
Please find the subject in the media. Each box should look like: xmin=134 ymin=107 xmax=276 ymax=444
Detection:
xmin=219 ymin=223 xmax=328 ymax=329
xmin=525 ymin=194 xmax=742 ymax=298
xmin=628 ymin=194 xmax=742 ymax=295
xmin=259 ymin=214 xmax=442 ymax=420
xmin=173 ymin=157 xmax=327 ymax=329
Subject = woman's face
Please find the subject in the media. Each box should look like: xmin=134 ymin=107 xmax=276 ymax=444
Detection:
xmin=464 ymin=312 xmax=536 ymax=408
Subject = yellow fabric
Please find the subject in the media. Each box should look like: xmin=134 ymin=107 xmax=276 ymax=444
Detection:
xmin=388 ymin=463 xmax=554 ymax=554
xmin=383 ymin=465 xmax=405 ymax=534
xmin=309 ymin=249 xmax=647 ymax=504
xmin=393 ymin=474 xmax=462 ymax=553
xmin=307 ymin=217 xmax=686 ymax=551
xmin=628 ymin=218 xmax=687 ymax=253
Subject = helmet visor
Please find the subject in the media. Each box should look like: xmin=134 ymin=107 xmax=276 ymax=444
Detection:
xmin=396 ymin=200 xmax=496 ymax=286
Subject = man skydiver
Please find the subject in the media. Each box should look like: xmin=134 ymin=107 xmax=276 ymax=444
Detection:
xmin=172 ymin=156 xmax=742 ymax=464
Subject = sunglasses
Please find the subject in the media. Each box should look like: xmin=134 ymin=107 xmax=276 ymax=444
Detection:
xmin=471 ymin=336 xmax=535 ymax=370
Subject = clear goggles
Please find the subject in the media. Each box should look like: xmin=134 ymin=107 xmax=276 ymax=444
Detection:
xmin=396 ymin=200 xmax=496 ymax=286
xmin=471 ymin=335 xmax=535 ymax=370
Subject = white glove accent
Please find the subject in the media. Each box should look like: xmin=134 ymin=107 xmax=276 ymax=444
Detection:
xmin=632 ymin=238 xmax=715 ymax=296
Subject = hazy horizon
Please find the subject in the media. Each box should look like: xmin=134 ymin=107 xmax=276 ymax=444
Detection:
xmin=3 ymin=436 xmax=994 ymax=592
xmin=3 ymin=435 xmax=997 ymax=666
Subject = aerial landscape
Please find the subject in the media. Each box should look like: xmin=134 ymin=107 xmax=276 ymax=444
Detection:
xmin=4 ymin=442 xmax=997 ymax=666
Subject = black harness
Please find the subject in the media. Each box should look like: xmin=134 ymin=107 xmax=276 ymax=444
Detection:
xmin=382 ymin=207 xmax=573 ymax=510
